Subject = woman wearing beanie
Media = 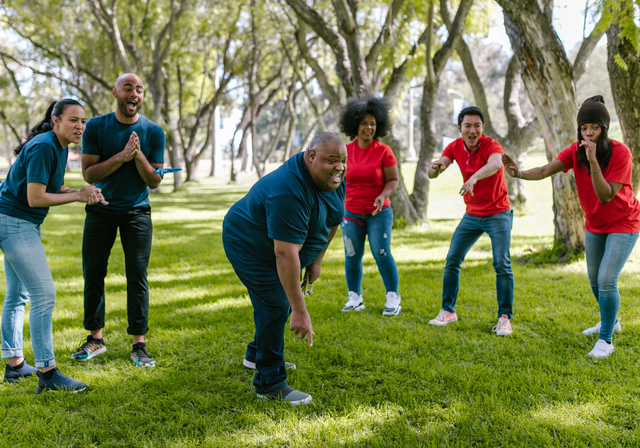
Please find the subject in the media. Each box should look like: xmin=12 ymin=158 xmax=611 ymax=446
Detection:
xmin=338 ymin=97 xmax=401 ymax=316
xmin=503 ymin=95 xmax=639 ymax=358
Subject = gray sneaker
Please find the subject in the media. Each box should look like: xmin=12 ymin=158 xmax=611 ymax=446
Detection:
xmin=131 ymin=343 xmax=155 ymax=367
xmin=257 ymin=384 xmax=312 ymax=405
xmin=70 ymin=335 xmax=106 ymax=361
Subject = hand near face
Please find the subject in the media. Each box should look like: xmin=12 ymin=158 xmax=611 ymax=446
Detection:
xmin=580 ymin=139 xmax=598 ymax=164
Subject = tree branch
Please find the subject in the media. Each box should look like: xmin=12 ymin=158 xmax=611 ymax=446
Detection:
xmin=433 ymin=0 xmax=473 ymax=76
xmin=572 ymin=11 xmax=610 ymax=81
xmin=365 ymin=0 xmax=406 ymax=73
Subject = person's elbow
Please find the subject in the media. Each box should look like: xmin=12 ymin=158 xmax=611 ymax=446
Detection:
xmin=598 ymin=195 xmax=614 ymax=205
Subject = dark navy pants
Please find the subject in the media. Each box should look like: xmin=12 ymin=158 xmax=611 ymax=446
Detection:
xmin=82 ymin=205 xmax=152 ymax=335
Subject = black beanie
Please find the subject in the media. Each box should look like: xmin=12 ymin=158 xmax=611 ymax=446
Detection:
xmin=577 ymin=95 xmax=610 ymax=130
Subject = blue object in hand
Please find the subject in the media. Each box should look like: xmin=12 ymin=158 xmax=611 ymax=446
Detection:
xmin=154 ymin=167 xmax=182 ymax=179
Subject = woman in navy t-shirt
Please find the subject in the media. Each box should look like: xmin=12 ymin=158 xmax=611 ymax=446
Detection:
xmin=0 ymin=99 xmax=106 ymax=393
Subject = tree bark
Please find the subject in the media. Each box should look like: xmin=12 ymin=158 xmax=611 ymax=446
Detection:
xmin=497 ymin=1 xmax=585 ymax=252
xmin=606 ymin=3 xmax=640 ymax=193
xmin=409 ymin=0 xmax=473 ymax=220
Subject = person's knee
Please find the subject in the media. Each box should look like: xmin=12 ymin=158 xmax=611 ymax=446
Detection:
xmin=343 ymin=235 xmax=357 ymax=257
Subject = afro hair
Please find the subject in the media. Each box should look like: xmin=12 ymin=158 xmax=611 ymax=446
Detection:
xmin=339 ymin=97 xmax=391 ymax=140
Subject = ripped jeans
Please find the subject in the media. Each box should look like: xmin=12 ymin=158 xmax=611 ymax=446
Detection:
xmin=341 ymin=206 xmax=399 ymax=295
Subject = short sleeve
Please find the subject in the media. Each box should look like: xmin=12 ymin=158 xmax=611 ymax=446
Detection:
xmin=485 ymin=140 xmax=504 ymax=156
xmin=557 ymin=145 xmax=576 ymax=173
xmin=381 ymin=144 xmax=397 ymax=167
xmin=148 ymin=126 xmax=165 ymax=164
xmin=25 ymin=144 xmax=55 ymax=185
xmin=82 ymin=119 xmax=100 ymax=155
xmin=265 ymin=194 xmax=309 ymax=244
xmin=605 ymin=143 xmax=632 ymax=185
xmin=442 ymin=141 xmax=456 ymax=161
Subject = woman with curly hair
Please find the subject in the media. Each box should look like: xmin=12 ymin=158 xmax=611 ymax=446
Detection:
xmin=339 ymin=97 xmax=401 ymax=316
xmin=503 ymin=95 xmax=639 ymax=358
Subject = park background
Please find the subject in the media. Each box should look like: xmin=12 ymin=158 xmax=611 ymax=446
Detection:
xmin=2 ymin=0 xmax=640 ymax=446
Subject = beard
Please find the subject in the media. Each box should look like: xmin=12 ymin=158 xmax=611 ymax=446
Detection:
xmin=117 ymin=97 xmax=142 ymax=118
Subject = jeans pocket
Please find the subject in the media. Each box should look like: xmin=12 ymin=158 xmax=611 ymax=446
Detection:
xmin=0 ymin=214 xmax=8 ymax=243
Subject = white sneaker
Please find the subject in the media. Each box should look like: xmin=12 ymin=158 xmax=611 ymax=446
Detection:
xmin=243 ymin=358 xmax=296 ymax=370
xmin=382 ymin=292 xmax=401 ymax=316
xmin=582 ymin=319 xmax=622 ymax=336
xmin=492 ymin=314 xmax=512 ymax=336
xmin=428 ymin=309 xmax=458 ymax=326
xmin=341 ymin=292 xmax=365 ymax=312
xmin=588 ymin=339 xmax=614 ymax=358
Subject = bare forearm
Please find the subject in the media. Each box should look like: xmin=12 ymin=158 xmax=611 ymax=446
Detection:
xmin=28 ymin=191 xmax=81 ymax=208
xmin=276 ymin=253 xmax=307 ymax=312
xmin=84 ymin=155 xmax=125 ymax=184
xmin=380 ymin=180 xmax=398 ymax=199
xmin=471 ymin=161 xmax=501 ymax=183
xmin=134 ymin=154 xmax=162 ymax=189
xmin=589 ymin=162 xmax=616 ymax=203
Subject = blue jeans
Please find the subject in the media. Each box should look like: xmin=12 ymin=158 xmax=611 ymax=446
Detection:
xmin=442 ymin=211 xmax=514 ymax=318
xmin=585 ymin=230 xmax=638 ymax=341
xmin=232 ymin=268 xmax=291 ymax=394
xmin=341 ymin=206 xmax=399 ymax=294
xmin=0 ymin=215 xmax=57 ymax=368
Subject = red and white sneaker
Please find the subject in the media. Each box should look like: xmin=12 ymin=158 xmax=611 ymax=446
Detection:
xmin=428 ymin=309 xmax=458 ymax=326
xmin=492 ymin=314 xmax=512 ymax=336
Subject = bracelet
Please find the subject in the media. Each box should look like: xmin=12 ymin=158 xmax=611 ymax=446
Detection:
xmin=516 ymin=169 xmax=523 ymax=179
xmin=590 ymin=168 xmax=601 ymax=174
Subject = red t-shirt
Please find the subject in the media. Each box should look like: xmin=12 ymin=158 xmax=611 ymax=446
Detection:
xmin=556 ymin=140 xmax=640 ymax=234
xmin=345 ymin=140 xmax=397 ymax=215
xmin=442 ymin=134 xmax=510 ymax=217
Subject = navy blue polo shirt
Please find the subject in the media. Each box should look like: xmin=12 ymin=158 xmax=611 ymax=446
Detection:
xmin=223 ymin=152 xmax=346 ymax=275
xmin=82 ymin=113 xmax=165 ymax=210
xmin=0 ymin=131 xmax=68 ymax=224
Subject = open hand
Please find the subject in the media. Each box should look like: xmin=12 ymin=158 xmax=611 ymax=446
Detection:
xmin=459 ymin=178 xmax=476 ymax=196
xmin=501 ymin=154 xmax=520 ymax=178
xmin=372 ymin=195 xmax=385 ymax=216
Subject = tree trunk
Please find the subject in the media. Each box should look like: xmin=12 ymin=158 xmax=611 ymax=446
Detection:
xmin=606 ymin=5 xmax=640 ymax=193
xmin=498 ymin=2 xmax=585 ymax=252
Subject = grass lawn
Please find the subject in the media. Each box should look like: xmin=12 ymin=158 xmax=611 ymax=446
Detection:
xmin=2 ymin=154 xmax=640 ymax=447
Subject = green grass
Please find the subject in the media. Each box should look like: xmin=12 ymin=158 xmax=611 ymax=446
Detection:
xmin=3 ymin=155 xmax=640 ymax=447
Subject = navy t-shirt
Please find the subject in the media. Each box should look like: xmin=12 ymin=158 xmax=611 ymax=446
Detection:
xmin=223 ymin=152 xmax=346 ymax=275
xmin=82 ymin=113 xmax=165 ymax=210
xmin=0 ymin=131 xmax=68 ymax=224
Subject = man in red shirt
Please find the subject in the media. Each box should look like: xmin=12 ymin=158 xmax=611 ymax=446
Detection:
xmin=427 ymin=107 xmax=514 ymax=335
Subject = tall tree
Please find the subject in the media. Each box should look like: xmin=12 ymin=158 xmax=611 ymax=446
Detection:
xmin=605 ymin=0 xmax=640 ymax=192
xmin=279 ymin=0 xmax=473 ymax=223
xmin=495 ymin=0 xmax=608 ymax=253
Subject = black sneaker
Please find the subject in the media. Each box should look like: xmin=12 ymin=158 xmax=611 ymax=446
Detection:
xmin=70 ymin=335 xmax=106 ymax=361
xmin=3 ymin=361 xmax=39 ymax=384
xmin=131 ymin=343 xmax=155 ymax=367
